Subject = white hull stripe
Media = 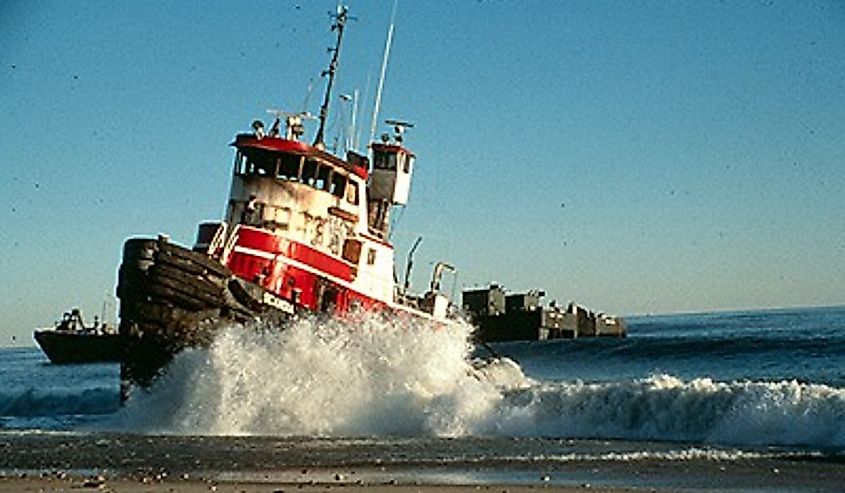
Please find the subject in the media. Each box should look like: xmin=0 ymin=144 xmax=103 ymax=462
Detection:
xmin=232 ymin=245 xmax=365 ymax=295
xmin=230 ymin=245 xmax=442 ymax=321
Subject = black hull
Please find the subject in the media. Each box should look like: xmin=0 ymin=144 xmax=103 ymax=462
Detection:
xmin=33 ymin=330 xmax=122 ymax=364
xmin=117 ymin=237 xmax=285 ymax=394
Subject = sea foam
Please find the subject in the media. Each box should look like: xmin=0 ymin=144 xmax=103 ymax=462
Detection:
xmin=112 ymin=314 xmax=514 ymax=436
xmin=110 ymin=313 xmax=845 ymax=448
xmin=490 ymin=374 xmax=845 ymax=447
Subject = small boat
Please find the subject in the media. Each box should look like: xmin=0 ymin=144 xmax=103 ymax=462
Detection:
xmin=116 ymin=6 xmax=458 ymax=394
xmin=34 ymin=308 xmax=122 ymax=364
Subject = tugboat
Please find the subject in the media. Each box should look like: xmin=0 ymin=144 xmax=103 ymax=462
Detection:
xmin=34 ymin=308 xmax=122 ymax=364
xmin=116 ymin=6 xmax=456 ymax=393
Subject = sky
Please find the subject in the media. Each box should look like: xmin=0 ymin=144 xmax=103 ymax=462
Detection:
xmin=1 ymin=0 xmax=844 ymax=346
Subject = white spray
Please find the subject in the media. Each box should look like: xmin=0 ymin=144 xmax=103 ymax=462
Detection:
xmin=108 ymin=316 xmax=845 ymax=448
xmin=112 ymin=313 xmax=526 ymax=436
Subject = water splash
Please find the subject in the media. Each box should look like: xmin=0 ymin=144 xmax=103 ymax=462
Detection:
xmin=112 ymin=313 xmax=523 ymax=436
xmin=107 ymin=313 xmax=845 ymax=448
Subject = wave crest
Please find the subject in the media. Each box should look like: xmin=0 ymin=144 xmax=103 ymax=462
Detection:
xmin=491 ymin=374 xmax=845 ymax=447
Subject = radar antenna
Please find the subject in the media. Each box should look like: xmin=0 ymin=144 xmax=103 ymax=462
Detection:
xmin=384 ymin=119 xmax=414 ymax=144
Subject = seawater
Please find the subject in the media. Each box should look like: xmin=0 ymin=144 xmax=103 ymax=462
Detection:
xmin=2 ymin=307 xmax=844 ymax=454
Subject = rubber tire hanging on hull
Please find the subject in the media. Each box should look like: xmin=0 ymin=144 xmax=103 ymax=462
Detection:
xmin=117 ymin=238 xmax=256 ymax=396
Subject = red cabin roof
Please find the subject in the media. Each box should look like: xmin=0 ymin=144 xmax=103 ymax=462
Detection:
xmin=370 ymin=142 xmax=416 ymax=158
xmin=233 ymin=134 xmax=368 ymax=180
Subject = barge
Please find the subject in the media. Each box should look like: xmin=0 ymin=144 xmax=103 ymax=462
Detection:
xmin=463 ymin=284 xmax=626 ymax=342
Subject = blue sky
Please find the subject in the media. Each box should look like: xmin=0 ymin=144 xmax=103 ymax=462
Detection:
xmin=1 ymin=0 xmax=843 ymax=345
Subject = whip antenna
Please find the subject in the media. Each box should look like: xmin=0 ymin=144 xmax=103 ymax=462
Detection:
xmin=369 ymin=0 xmax=398 ymax=147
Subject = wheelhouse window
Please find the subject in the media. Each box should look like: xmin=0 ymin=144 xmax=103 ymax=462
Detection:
xmin=277 ymin=153 xmax=302 ymax=181
xmin=234 ymin=152 xmax=247 ymax=175
xmin=316 ymin=165 xmax=331 ymax=191
xmin=236 ymin=151 xmax=358 ymax=201
xmin=302 ymin=159 xmax=318 ymax=186
xmin=330 ymin=173 xmax=347 ymax=198
xmin=234 ymin=149 xmax=277 ymax=177
xmin=373 ymin=152 xmax=397 ymax=170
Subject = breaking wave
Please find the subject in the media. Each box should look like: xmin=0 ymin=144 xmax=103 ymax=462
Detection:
xmin=491 ymin=375 xmax=845 ymax=448
xmin=0 ymin=387 xmax=118 ymax=417
xmin=111 ymin=314 xmax=515 ymax=436
xmin=108 ymin=313 xmax=845 ymax=449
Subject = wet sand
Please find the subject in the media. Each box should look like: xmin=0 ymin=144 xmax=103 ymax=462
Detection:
xmin=1 ymin=461 xmax=843 ymax=493
xmin=0 ymin=477 xmax=640 ymax=493
xmin=0 ymin=465 xmax=842 ymax=493
xmin=2 ymin=432 xmax=843 ymax=492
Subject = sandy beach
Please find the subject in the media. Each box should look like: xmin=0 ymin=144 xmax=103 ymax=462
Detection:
xmin=0 ymin=476 xmax=645 ymax=493
xmin=2 ymin=432 xmax=843 ymax=485
xmin=2 ymin=430 xmax=844 ymax=493
xmin=1 ymin=458 xmax=844 ymax=493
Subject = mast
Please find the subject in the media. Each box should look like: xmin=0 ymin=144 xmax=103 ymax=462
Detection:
xmin=314 ymin=5 xmax=350 ymax=147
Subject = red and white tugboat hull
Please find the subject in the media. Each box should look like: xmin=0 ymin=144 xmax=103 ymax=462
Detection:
xmin=116 ymin=6 xmax=455 ymax=395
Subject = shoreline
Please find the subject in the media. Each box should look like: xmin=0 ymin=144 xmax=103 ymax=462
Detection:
xmin=0 ymin=476 xmax=644 ymax=493
xmin=2 ymin=432 xmax=844 ymax=493
xmin=3 ymin=454 xmax=845 ymax=493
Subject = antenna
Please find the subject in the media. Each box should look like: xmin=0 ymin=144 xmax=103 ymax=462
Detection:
xmin=369 ymin=0 xmax=399 ymax=146
xmin=314 ymin=5 xmax=353 ymax=147
xmin=300 ymin=78 xmax=317 ymax=114
xmin=336 ymin=90 xmax=359 ymax=153
xmin=351 ymin=88 xmax=359 ymax=151
xmin=357 ymin=72 xmax=372 ymax=150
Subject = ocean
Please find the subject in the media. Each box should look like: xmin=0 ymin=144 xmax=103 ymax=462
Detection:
xmin=2 ymin=306 xmax=844 ymax=490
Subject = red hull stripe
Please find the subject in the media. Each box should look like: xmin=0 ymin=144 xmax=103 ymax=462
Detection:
xmin=231 ymin=245 xmax=407 ymax=314
xmin=228 ymin=243 xmax=437 ymax=320
xmin=235 ymin=227 xmax=355 ymax=282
